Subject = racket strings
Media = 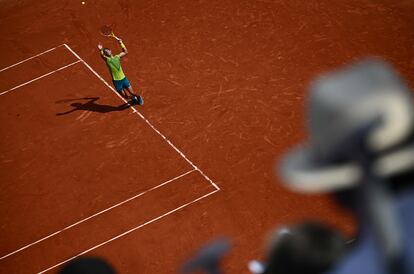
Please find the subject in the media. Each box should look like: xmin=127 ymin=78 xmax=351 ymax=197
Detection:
xmin=100 ymin=25 xmax=113 ymax=36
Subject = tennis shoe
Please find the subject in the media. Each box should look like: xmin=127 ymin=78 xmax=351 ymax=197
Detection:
xmin=137 ymin=95 xmax=144 ymax=106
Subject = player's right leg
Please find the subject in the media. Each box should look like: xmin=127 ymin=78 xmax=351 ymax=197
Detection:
xmin=123 ymin=77 xmax=143 ymax=105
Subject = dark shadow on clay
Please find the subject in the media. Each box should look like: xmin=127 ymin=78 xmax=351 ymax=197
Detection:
xmin=56 ymin=97 xmax=130 ymax=115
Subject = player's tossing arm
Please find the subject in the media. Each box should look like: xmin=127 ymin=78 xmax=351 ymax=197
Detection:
xmin=117 ymin=38 xmax=128 ymax=58
xmin=97 ymin=43 xmax=107 ymax=60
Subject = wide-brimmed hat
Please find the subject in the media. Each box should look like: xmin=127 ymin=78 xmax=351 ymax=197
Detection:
xmin=279 ymin=59 xmax=414 ymax=193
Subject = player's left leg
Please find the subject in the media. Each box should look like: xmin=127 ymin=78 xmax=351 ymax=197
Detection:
xmin=120 ymin=90 xmax=128 ymax=99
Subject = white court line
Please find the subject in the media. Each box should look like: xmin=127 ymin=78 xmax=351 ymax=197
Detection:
xmin=0 ymin=45 xmax=63 ymax=73
xmin=63 ymin=44 xmax=220 ymax=191
xmin=0 ymin=60 xmax=81 ymax=96
xmin=0 ymin=169 xmax=195 ymax=261
xmin=37 ymin=188 xmax=219 ymax=274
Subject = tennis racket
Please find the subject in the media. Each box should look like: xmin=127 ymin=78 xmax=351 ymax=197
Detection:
xmin=100 ymin=25 xmax=121 ymax=41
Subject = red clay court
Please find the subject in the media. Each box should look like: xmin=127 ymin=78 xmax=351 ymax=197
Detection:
xmin=0 ymin=1 xmax=413 ymax=273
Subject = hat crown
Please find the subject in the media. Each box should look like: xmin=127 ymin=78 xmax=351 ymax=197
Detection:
xmin=308 ymin=59 xmax=414 ymax=162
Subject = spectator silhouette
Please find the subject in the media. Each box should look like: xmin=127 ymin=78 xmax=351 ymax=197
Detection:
xmin=59 ymin=256 xmax=116 ymax=274
xmin=279 ymin=59 xmax=414 ymax=274
xmin=260 ymin=222 xmax=346 ymax=274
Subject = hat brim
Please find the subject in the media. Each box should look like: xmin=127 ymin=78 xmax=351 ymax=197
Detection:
xmin=375 ymin=143 xmax=414 ymax=177
xmin=279 ymin=143 xmax=414 ymax=194
xmin=279 ymin=145 xmax=360 ymax=193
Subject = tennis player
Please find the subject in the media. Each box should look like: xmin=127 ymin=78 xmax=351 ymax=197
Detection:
xmin=98 ymin=38 xmax=143 ymax=105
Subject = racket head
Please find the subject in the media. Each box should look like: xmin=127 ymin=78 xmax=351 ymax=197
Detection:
xmin=100 ymin=25 xmax=115 ymax=37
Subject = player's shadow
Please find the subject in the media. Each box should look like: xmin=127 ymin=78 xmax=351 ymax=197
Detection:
xmin=56 ymin=97 xmax=130 ymax=116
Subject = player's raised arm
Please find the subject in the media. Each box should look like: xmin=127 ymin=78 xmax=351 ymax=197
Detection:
xmin=117 ymin=38 xmax=128 ymax=57
xmin=98 ymin=43 xmax=107 ymax=60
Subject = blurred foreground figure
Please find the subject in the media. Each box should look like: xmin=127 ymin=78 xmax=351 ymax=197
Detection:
xmin=59 ymin=256 xmax=116 ymax=274
xmin=279 ymin=59 xmax=414 ymax=274
xmin=250 ymin=222 xmax=346 ymax=274
xmin=182 ymin=237 xmax=231 ymax=274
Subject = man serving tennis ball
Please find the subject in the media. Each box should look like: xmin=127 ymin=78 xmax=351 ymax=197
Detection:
xmin=98 ymin=38 xmax=143 ymax=105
